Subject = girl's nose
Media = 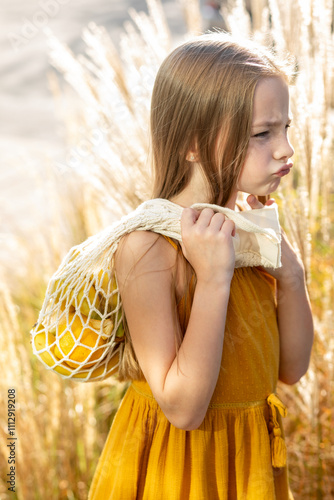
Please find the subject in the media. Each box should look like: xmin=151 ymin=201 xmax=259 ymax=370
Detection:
xmin=273 ymin=136 xmax=294 ymax=162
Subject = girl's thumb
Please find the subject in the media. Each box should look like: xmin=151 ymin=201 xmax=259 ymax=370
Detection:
xmin=247 ymin=194 xmax=263 ymax=209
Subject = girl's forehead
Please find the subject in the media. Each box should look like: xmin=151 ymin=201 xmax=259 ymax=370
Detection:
xmin=252 ymin=77 xmax=291 ymax=126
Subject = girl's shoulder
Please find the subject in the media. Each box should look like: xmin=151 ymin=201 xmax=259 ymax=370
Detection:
xmin=115 ymin=230 xmax=179 ymax=284
xmin=115 ymin=230 xmax=191 ymax=305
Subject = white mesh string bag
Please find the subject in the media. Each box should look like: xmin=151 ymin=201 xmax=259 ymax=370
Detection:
xmin=31 ymin=198 xmax=281 ymax=382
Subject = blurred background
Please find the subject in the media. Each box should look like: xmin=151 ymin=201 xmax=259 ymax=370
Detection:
xmin=0 ymin=0 xmax=189 ymax=271
xmin=0 ymin=0 xmax=333 ymax=498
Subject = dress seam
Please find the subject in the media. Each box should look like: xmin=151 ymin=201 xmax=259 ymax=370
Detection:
xmin=208 ymin=400 xmax=267 ymax=409
xmin=131 ymin=383 xmax=268 ymax=409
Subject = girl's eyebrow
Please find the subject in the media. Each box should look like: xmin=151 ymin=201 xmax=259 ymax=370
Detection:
xmin=252 ymin=117 xmax=292 ymax=128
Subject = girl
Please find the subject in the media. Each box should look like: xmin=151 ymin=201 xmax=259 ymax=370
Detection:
xmin=88 ymin=33 xmax=313 ymax=499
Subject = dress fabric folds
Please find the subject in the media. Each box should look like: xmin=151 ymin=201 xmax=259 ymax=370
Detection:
xmin=88 ymin=265 xmax=294 ymax=500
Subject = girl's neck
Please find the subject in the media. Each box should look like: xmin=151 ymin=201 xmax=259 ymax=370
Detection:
xmin=169 ymin=164 xmax=238 ymax=210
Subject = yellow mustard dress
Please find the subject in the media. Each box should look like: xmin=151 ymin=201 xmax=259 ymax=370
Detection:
xmin=88 ymin=238 xmax=294 ymax=500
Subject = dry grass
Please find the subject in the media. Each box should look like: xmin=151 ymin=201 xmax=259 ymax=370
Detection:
xmin=0 ymin=0 xmax=333 ymax=498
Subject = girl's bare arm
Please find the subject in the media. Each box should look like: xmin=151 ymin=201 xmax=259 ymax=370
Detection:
xmin=275 ymin=236 xmax=314 ymax=384
xmin=247 ymin=195 xmax=314 ymax=385
xmin=115 ymin=209 xmax=235 ymax=430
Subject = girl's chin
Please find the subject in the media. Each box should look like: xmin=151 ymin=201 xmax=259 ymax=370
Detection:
xmin=241 ymin=189 xmax=275 ymax=197
xmin=245 ymin=183 xmax=280 ymax=197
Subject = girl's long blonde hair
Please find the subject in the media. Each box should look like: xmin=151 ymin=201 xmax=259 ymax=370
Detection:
xmin=119 ymin=33 xmax=291 ymax=381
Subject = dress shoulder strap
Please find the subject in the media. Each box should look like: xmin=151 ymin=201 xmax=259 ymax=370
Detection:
xmin=162 ymin=235 xmax=179 ymax=251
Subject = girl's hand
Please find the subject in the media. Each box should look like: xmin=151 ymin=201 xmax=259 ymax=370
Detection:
xmin=246 ymin=194 xmax=305 ymax=282
xmin=181 ymin=207 xmax=236 ymax=286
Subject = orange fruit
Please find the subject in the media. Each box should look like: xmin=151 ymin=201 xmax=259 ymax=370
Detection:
xmin=33 ymin=328 xmax=72 ymax=376
xmin=54 ymin=314 xmax=112 ymax=369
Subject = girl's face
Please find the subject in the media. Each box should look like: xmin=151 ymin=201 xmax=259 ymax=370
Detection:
xmin=236 ymin=76 xmax=294 ymax=197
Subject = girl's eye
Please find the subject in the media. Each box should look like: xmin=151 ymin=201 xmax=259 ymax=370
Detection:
xmin=252 ymin=131 xmax=269 ymax=138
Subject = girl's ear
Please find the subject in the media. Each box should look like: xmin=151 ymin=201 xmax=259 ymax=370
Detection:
xmin=186 ymin=138 xmax=199 ymax=162
xmin=186 ymin=152 xmax=197 ymax=162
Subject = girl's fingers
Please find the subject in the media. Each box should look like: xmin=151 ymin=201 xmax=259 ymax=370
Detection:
xmin=247 ymin=194 xmax=276 ymax=209
xmin=265 ymin=198 xmax=276 ymax=206
xmin=221 ymin=219 xmax=235 ymax=237
xmin=181 ymin=207 xmax=200 ymax=228
xmin=247 ymin=194 xmax=263 ymax=209
xmin=182 ymin=208 xmax=236 ymax=237
xmin=209 ymin=212 xmax=226 ymax=230
xmin=195 ymin=208 xmax=216 ymax=228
